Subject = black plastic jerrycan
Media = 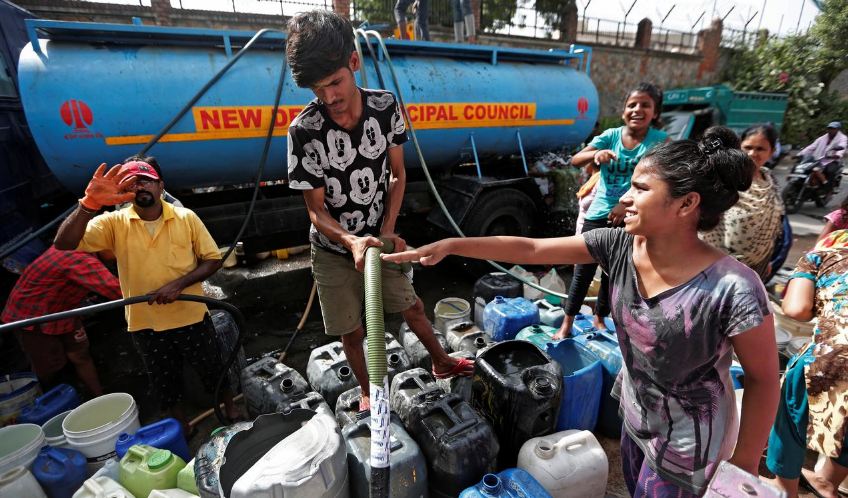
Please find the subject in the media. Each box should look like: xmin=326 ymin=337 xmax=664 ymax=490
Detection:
xmin=389 ymin=368 xmax=446 ymax=427
xmin=240 ymin=357 xmax=311 ymax=418
xmin=306 ymin=341 xmax=359 ymax=409
xmin=406 ymin=392 xmax=499 ymax=498
xmin=472 ymin=340 xmax=562 ymax=468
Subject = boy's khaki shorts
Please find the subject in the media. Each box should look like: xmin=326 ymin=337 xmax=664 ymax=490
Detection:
xmin=311 ymin=244 xmax=417 ymax=336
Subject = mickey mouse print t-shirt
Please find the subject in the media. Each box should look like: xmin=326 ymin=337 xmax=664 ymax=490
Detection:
xmin=287 ymin=88 xmax=408 ymax=254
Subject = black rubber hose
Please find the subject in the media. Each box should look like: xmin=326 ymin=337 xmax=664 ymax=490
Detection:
xmin=0 ymin=294 xmax=246 ymax=425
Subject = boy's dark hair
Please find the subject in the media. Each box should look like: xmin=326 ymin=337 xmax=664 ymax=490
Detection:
xmin=740 ymin=123 xmax=778 ymax=150
xmin=643 ymin=125 xmax=754 ymax=231
xmin=286 ymin=11 xmax=354 ymax=88
xmin=624 ymin=82 xmax=664 ymax=127
xmin=123 ymin=155 xmax=162 ymax=181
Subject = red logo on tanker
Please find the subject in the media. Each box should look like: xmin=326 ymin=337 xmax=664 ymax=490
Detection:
xmin=60 ymin=100 xmax=102 ymax=140
xmin=577 ymin=97 xmax=589 ymax=118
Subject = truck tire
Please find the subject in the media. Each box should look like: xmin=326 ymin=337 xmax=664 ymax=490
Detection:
xmin=462 ymin=188 xmax=536 ymax=238
xmin=459 ymin=188 xmax=536 ymax=275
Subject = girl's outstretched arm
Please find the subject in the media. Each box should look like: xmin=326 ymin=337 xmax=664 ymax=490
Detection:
xmin=380 ymin=235 xmax=596 ymax=267
xmin=728 ymin=315 xmax=780 ymax=476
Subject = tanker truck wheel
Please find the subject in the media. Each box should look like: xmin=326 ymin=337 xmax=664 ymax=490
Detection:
xmin=460 ymin=188 xmax=536 ymax=274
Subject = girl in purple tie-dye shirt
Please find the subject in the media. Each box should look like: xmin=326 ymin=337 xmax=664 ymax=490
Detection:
xmin=384 ymin=127 xmax=780 ymax=496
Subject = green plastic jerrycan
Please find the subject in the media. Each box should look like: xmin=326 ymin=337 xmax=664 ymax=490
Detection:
xmin=119 ymin=445 xmax=186 ymax=498
xmin=176 ymin=458 xmax=198 ymax=495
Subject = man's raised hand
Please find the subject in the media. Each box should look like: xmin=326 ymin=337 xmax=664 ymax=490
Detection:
xmin=80 ymin=163 xmax=137 ymax=211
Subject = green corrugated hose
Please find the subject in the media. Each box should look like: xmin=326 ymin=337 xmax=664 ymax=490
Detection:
xmin=364 ymin=245 xmax=390 ymax=497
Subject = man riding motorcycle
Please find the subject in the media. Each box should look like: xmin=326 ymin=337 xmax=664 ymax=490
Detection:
xmin=799 ymin=121 xmax=847 ymax=186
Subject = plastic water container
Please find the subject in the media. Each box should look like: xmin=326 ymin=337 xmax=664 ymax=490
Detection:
xmin=472 ymin=340 xmax=562 ymax=468
xmin=0 ymin=372 xmax=41 ymax=426
xmin=343 ymin=414 xmax=427 ymax=498
xmin=119 ymin=445 xmax=186 ymax=498
xmin=535 ymin=300 xmax=566 ymax=328
xmin=786 ymin=336 xmax=812 ymax=358
xmin=148 ymin=490 xmax=199 ymax=498
xmin=474 ymin=273 xmax=522 ymax=327
xmin=276 ymin=390 xmax=333 ymax=418
xmin=483 ymin=297 xmax=540 ymax=342
xmin=177 ymin=458 xmax=199 ymax=495
xmin=436 ymin=352 xmax=476 ymax=402
xmin=42 ymin=411 xmax=72 ymax=450
xmin=459 ymin=469 xmax=551 ymax=498
xmin=195 ymin=421 xmax=253 ymax=498
xmin=517 ymin=430 xmax=608 ymax=497
xmin=0 ymin=423 xmax=45 ymax=474
xmin=210 ymin=309 xmax=247 ymax=395
xmin=516 ymin=324 xmax=559 ymax=349
xmin=389 ymin=368 xmax=446 ymax=426
xmin=573 ymin=331 xmax=623 ymax=438
xmin=0 ymin=466 xmax=47 ymax=498
xmin=335 ymin=386 xmax=367 ymax=429
xmin=18 ymin=384 xmax=80 ymax=426
xmin=32 ymin=446 xmax=87 ymax=498
xmin=240 ymin=357 xmax=311 ymax=418
xmin=434 ymin=297 xmax=471 ymax=333
xmin=445 ymin=321 xmax=490 ymax=355
xmin=63 ymin=393 xmax=140 ymax=474
xmin=571 ymin=314 xmax=616 ymax=336
xmin=362 ymin=333 xmax=413 ymax=385
xmin=544 ymin=340 xmax=602 ymax=432
xmin=399 ymin=321 xmax=448 ymax=371
xmin=774 ymin=327 xmax=792 ymax=353
xmin=729 ymin=363 xmax=745 ymax=390
xmin=72 ymin=476 xmax=134 ymax=498
xmin=115 ymin=418 xmax=190 ymax=462
xmin=704 ymin=461 xmax=785 ymax=498
xmin=405 ymin=392 xmax=498 ymax=498
xmin=306 ymin=342 xmax=360 ymax=409
xmin=227 ymin=411 xmax=348 ymax=498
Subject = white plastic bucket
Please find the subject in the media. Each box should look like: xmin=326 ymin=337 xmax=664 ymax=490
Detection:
xmin=42 ymin=410 xmax=72 ymax=449
xmin=434 ymin=297 xmax=471 ymax=333
xmin=0 ymin=466 xmax=47 ymax=498
xmin=0 ymin=373 xmax=41 ymax=426
xmin=0 ymin=424 xmax=45 ymax=475
xmin=63 ymin=393 xmax=139 ymax=474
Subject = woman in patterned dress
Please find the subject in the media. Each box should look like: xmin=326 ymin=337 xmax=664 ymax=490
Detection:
xmin=701 ymin=124 xmax=784 ymax=281
xmin=385 ymin=127 xmax=780 ymax=496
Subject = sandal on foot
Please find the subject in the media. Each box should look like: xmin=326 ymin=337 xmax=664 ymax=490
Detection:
xmin=432 ymin=357 xmax=475 ymax=380
xmin=799 ymin=472 xmax=827 ymax=498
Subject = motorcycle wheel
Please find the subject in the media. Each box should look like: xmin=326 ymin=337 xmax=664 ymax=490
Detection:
xmin=815 ymin=189 xmax=834 ymax=208
xmin=782 ymin=182 xmax=805 ymax=214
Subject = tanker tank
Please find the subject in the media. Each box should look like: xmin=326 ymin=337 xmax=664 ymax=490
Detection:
xmin=17 ymin=20 xmax=599 ymax=193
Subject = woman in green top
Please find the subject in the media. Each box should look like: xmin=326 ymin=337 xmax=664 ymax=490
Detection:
xmin=557 ymin=83 xmax=668 ymax=339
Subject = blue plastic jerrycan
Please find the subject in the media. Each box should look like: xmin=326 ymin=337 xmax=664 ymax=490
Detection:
xmin=459 ymin=468 xmax=552 ymax=497
xmin=571 ymin=314 xmax=616 ymax=337
xmin=483 ymin=297 xmax=540 ymax=342
xmin=115 ymin=417 xmax=190 ymax=462
xmin=544 ymin=339 xmax=603 ymax=432
xmin=31 ymin=446 xmax=87 ymax=498
xmin=18 ymin=384 xmax=79 ymax=426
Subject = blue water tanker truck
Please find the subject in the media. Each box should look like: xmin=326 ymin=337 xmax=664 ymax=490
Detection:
xmin=2 ymin=9 xmax=599 ymax=256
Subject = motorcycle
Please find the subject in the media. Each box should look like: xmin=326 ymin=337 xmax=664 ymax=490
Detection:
xmin=781 ymin=146 xmax=845 ymax=214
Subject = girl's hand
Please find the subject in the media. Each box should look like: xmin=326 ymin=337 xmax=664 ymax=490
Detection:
xmin=608 ymin=203 xmax=627 ymax=226
xmin=593 ymin=149 xmax=617 ymax=165
xmin=381 ymin=240 xmax=449 ymax=266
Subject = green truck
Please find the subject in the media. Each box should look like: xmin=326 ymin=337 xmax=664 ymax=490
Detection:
xmin=661 ymin=84 xmax=789 ymax=140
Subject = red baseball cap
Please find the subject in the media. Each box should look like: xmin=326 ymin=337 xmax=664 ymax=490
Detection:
xmin=120 ymin=161 xmax=160 ymax=181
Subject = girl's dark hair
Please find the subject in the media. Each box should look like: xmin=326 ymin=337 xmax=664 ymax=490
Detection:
xmin=286 ymin=11 xmax=355 ymax=88
xmin=625 ymin=82 xmax=663 ymax=127
xmin=643 ymin=126 xmax=754 ymax=231
xmin=740 ymin=123 xmax=778 ymax=150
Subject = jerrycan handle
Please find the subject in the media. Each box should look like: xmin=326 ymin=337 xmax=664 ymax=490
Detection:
xmin=126 ymin=445 xmax=146 ymax=461
xmin=37 ymin=385 xmax=66 ymax=404
xmin=562 ymin=432 xmax=589 ymax=452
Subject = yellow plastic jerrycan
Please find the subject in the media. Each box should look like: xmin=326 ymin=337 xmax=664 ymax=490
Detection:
xmin=119 ymin=445 xmax=186 ymax=498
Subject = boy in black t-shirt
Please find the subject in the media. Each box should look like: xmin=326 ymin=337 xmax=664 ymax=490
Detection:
xmin=286 ymin=10 xmax=473 ymax=412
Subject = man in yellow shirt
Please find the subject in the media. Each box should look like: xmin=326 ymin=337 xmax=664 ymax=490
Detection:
xmin=54 ymin=160 xmax=239 ymax=426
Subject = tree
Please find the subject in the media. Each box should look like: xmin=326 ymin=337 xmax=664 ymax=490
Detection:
xmin=723 ymin=0 xmax=848 ymax=145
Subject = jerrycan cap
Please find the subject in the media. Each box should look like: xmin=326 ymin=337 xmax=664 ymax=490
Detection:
xmin=148 ymin=449 xmax=174 ymax=470
xmin=531 ymin=377 xmax=553 ymax=395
